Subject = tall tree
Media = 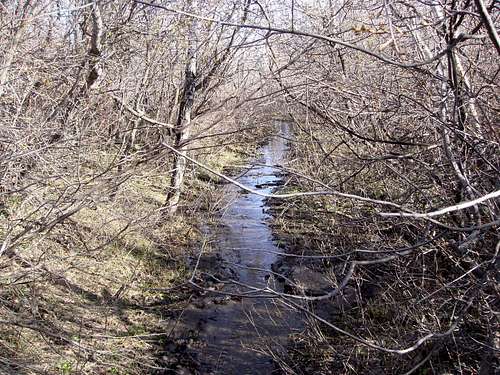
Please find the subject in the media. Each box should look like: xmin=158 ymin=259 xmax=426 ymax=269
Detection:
xmin=164 ymin=2 xmax=198 ymax=215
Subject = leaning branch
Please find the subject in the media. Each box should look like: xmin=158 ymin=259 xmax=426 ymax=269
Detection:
xmin=161 ymin=140 xmax=498 ymax=232
xmin=381 ymin=190 xmax=500 ymax=218
xmin=111 ymin=94 xmax=174 ymax=129
xmin=160 ymin=140 xmax=405 ymax=209
xmin=474 ymin=0 xmax=500 ymax=55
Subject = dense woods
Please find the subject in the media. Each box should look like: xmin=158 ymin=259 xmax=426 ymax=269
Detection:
xmin=0 ymin=0 xmax=498 ymax=374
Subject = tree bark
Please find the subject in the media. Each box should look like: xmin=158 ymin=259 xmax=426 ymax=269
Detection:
xmin=164 ymin=17 xmax=197 ymax=215
xmin=0 ymin=1 xmax=32 ymax=97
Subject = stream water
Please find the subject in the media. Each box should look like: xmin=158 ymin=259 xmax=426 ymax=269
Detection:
xmin=176 ymin=121 xmax=300 ymax=374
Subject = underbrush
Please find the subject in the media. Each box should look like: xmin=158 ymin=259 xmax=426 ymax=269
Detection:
xmin=0 ymin=119 xmax=271 ymax=374
xmin=267 ymin=122 xmax=498 ymax=374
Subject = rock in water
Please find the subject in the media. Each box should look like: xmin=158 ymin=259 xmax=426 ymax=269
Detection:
xmin=286 ymin=266 xmax=332 ymax=296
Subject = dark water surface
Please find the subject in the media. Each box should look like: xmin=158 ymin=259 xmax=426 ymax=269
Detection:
xmin=177 ymin=122 xmax=300 ymax=374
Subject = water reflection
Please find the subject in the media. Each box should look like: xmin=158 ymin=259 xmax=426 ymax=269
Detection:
xmin=178 ymin=121 xmax=298 ymax=374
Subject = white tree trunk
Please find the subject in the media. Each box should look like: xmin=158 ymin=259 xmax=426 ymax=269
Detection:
xmin=0 ymin=1 xmax=32 ymax=97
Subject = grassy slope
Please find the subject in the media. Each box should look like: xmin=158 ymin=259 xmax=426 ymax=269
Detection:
xmin=0 ymin=134 xmax=259 ymax=374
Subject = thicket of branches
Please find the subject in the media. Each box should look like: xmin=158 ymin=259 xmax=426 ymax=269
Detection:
xmin=261 ymin=1 xmax=499 ymax=373
xmin=0 ymin=1 xmax=263 ymax=373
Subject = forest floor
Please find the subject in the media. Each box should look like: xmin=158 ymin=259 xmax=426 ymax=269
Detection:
xmin=0 ymin=134 xmax=264 ymax=374
xmin=262 ymin=133 xmax=495 ymax=375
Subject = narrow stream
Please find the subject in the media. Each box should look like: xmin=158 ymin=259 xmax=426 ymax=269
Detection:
xmin=178 ymin=121 xmax=300 ymax=374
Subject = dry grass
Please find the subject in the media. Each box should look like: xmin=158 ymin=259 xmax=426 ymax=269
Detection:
xmin=0 ymin=160 xmax=203 ymax=374
xmin=267 ymin=124 xmax=498 ymax=374
xmin=0 ymin=116 xmax=272 ymax=374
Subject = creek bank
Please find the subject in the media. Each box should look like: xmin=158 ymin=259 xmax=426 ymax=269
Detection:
xmin=262 ymin=140 xmax=401 ymax=374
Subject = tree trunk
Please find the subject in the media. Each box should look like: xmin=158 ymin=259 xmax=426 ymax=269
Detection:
xmin=0 ymin=1 xmax=32 ymax=97
xmin=164 ymin=19 xmax=197 ymax=215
